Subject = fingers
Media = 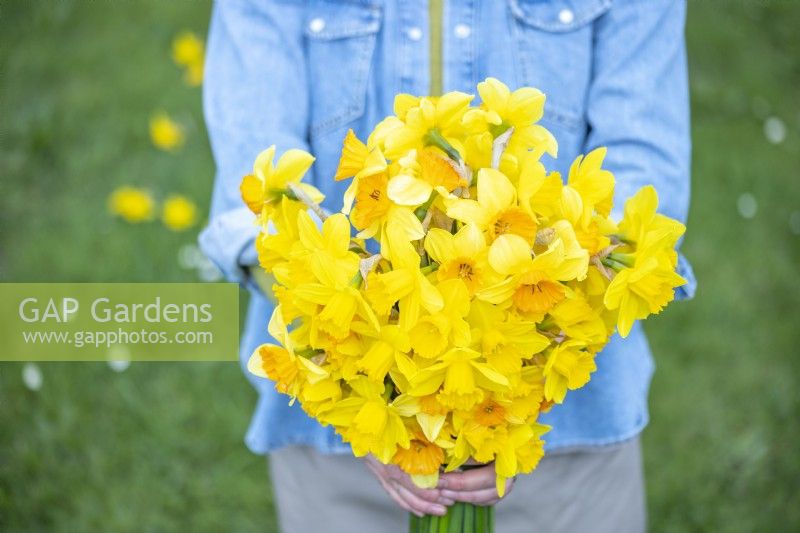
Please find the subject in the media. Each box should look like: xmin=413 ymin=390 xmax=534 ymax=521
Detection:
xmin=364 ymin=457 xmax=453 ymax=516
xmin=393 ymin=481 xmax=448 ymax=516
xmin=440 ymin=484 xmax=509 ymax=506
xmin=438 ymin=463 xmax=496 ymax=491
xmin=438 ymin=468 xmax=517 ymax=505
xmin=441 ymin=490 xmax=500 ymax=506
xmin=388 ymin=471 xmax=447 ymax=504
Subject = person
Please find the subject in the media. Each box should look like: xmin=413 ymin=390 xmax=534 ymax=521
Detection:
xmin=199 ymin=1 xmax=696 ymax=531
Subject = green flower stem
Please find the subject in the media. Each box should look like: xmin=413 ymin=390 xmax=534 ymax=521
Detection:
xmin=420 ymin=263 xmax=440 ymax=275
xmin=607 ymin=252 xmax=635 ymax=268
xmin=410 ymin=503 xmax=492 ymax=533
xmin=424 ymin=128 xmax=462 ymax=162
xmin=350 ymin=272 xmax=364 ymax=288
xmin=601 ymin=257 xmax=628 ymax=271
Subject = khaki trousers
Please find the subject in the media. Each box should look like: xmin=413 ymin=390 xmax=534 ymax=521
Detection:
xmin=269 ymin=438 xmax=646 ymax=533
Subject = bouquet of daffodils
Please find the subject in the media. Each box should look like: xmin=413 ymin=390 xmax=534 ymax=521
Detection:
xmin=241 ymin=78 xmax=686 ymax=532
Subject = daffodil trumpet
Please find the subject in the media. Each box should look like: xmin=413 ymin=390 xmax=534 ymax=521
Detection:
xmin=240 ymin=79 xmax=687 ymax=531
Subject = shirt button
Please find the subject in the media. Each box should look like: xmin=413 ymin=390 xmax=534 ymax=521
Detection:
xmin=308 ymin=18 xmax=326 ymax=33
xmin=454 ymin=23 xmax=471 ymax=39
xmin=558 ymin=9 xmax=575 ymax=24
xmin=407 ymin=27 xmax=423 ymax=41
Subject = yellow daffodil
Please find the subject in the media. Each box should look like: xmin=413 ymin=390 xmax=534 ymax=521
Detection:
xmin=617 ymin=185 xmax=685 ymax=249
xmin=149 ymin=112 xmax=184 ymax=151
xmin=414 ymin=394 xmax=451 ymax=443
xmin=334 ymin=131 xmax=388 ymax=215
xmin=292 ymin=282 xmax=379 ymax=342
xmin=366 ymin=221 xmax=443 ymax=330
xmin=372 ymin=92 xmax=474 ymax=160
xmin=294 ymin=211 xmax=360 ymax=287
xmin=408 ymin=279 xmax=472 ymax=358
xmin=604 ymin=251 xmax=686 ymax=337
xmin=467 ymin=300 xmax=550 ymax=374
xmin=387 ymin=147 xmax=466 ymax=207
xmin=108 ymin=186 xmax=154 ymax=222
xmin=424 ymin=224 xmax=497 ymax=295
xmin=480 ymin=221 xmax=589 ymax=317
xmin=161 ymin=194 xmax=198 ymax=231
xmin=357 ymin=324 xmax=414 ymax=382
xmin=604 ymin=186 xmax=687 ymax=337
xmin=333 ymin=138 xmax=424 ymax=247
xmin=320 ymin=377 xmax=417 ymax=463
xmin=564 ymin=147 xmax=615 ymax=226
xmin=240 ymin=145 xmax=322 ymax=222
xmin=255 ymin=196 xmax=305 ymax=270
xmin=467 ymin=77 xmax=557 ymax=158
xmin=409 ymin=347 xmax=510 ymax=410
xmin=446 ymin=168 xmax=538 ymax=245
xmin=393 ymin=435 xmax=445 ymax=487
xmin=241 ymin=81 xmax=689 ymax=493
xmin=247 ymin=306 xmax=328 ymax=399
xmin=542 ymin=340 xmax=596 ymax=404
xmin=549 ymin=296 xmax=609 ymax=347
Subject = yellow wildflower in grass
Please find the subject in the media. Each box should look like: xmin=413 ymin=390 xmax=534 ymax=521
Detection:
xmin=149 ymin=112 xmax=185 ymax=151
xmin=108 ymin=186 xmax=155 ymax=222
xmin=239 ymin=80 xmax=689 ymax=508
xmin=161 ymin=194 xmax=198 ymax=231
xmin=171 ymin=31 xmax=204 ymax=86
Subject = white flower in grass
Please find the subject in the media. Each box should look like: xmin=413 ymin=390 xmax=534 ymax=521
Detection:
xmin=763 ymin=116 xmax=786 ymax=145
xmin=22 ymin=363 xmax=42 ymax=391
xmin=737 ymin=193 xmax=757 ymax=219
xmin=107 ymin=345 xmax=131 ymax=372
xmin=789 ymin=211 xmax=800 ymax=236
xmin=178 ymin=243 xmax=203 ymax=270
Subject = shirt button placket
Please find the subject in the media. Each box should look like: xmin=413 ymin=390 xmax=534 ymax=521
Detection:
xmin=399 ymin=0 xmax=425 ymax=95
xmin=449 ymin=0 xmax=475 ymax=93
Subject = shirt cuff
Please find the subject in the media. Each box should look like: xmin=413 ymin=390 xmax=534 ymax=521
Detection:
xmin=198 ymin=206 xmax=259 ymax=285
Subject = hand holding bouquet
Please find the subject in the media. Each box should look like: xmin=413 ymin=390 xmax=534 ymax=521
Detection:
xmin=240 ymin=78 xmax=686 ymax=531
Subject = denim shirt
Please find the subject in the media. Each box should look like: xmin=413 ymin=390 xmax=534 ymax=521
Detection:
xmin=199 ymin=0 xmax=696 ymax=455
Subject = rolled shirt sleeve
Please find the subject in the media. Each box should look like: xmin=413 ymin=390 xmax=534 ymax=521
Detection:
xmin=199 ymin=0 xmax=310 ymax=285
xmin=586 ymin=0 xmax=696 ymax=299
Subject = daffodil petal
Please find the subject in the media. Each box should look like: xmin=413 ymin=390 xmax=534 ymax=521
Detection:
xmin=488 ymin=234 xmax=532 ymax=275
xmin=477 ymin=168 xmax=516 ymax=216
xmin=387 ymin=174 xmax=433 ymax=206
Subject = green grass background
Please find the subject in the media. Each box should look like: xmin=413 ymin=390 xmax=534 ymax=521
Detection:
xmin=1 ymin=1 xmax=798 ymax=531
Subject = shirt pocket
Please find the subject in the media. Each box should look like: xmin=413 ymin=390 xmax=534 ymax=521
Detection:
xmin=304 ymin=0 xmax=382 ymax=139
xmin=507 ymin=0 xmax=612 ymax=149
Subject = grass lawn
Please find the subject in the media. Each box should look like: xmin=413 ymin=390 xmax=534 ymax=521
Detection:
xmin=1 ymin=1 xmax=798 ymax=531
